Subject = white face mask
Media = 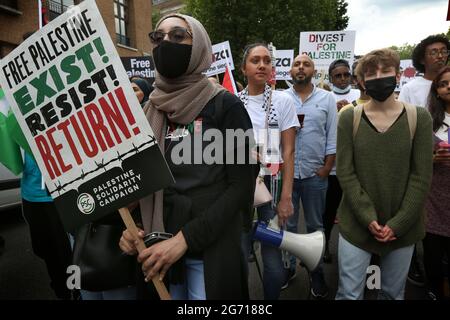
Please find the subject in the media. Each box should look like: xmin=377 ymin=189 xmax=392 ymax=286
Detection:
xmin=332 ymin=84 xmax=352 ymax=95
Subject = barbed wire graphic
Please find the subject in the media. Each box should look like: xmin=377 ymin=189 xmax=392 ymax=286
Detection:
xmin=49 ymin=135 xmax=156 ymax=195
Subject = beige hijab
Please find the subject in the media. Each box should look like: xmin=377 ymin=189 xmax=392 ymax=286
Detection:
xmin=140 ymin=14 xmax=224 ymax=233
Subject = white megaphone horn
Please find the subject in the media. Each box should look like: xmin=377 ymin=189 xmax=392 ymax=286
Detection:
xmin=253 ymin=218 xmax=325 ymax=272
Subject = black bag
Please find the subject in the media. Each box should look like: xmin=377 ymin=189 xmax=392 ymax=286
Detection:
xmin=72 ymin=223 xmax=136 ymax=291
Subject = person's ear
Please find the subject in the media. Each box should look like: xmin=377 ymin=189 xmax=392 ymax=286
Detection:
xmin=396 ymin=72 xmax=401 ymax=84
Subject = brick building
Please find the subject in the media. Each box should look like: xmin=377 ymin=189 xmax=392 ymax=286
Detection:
xmin=0 ymin=0 xmax=153 ymax=59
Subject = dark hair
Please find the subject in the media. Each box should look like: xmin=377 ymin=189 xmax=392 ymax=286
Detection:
xmin=130 ymin=76 xmax=152 ymax=104
xmin=355 ymin=48 xmax=400 ymax=80
xmin=328 ymin=59 xmax=350 ymax=76
xmin=428 ymin=66 xmax=450 ymax=132
xmin=240 ymin=42 xmax=269 ymax=71
xmin=412 ymin=34 xmax=450 ymax=73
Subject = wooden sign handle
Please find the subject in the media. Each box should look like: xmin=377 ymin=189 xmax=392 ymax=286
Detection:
xmin=118 ymin=207 xmax=171 ymax=300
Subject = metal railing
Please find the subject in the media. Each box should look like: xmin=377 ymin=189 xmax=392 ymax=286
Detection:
xmin=46 ymin=0 xmax=71 ymax=20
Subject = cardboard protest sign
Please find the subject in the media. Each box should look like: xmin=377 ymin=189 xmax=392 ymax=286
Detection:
xmin=300 ymin=31 xmax=356 ymax=84
xmin=275 ymin=50 xmax=294 ymax=80
xmin=120 ymin=56 xmax=155 ymax=85
xmin=205 ymin=41 xmax=234 ymax=77
xmin=0 ymin=1 xmax=174 ymax=232
xmin=396 ymin=59 xmax=417 ymax=92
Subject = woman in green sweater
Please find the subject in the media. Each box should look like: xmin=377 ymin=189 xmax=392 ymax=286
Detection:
xmin=335 ymin=48 xmax=433 ymax=300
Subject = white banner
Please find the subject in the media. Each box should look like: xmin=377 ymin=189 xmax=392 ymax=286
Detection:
xmin=205 ymin=40 xmax=235 ymax=77
xmin=397 ymin=59 xmax=417 ymax=92
xmin=0 ymin=1 xmax=173 ymax=230
xmin=300 ymin=31 xmax=356 ymax=84
xmin=275 ymin=50 xmax=294 ymax=80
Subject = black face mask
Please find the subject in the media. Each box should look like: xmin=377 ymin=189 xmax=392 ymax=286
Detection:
xmin=364 ymin=76 xmax=397 ymax=102
xmin=153 ymin=41 xmax=192 ymax=79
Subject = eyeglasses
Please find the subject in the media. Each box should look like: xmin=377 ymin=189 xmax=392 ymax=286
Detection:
xmin=427 ymin=49 xmax=449 ymax=58
xmin=148 ymin=27 xmax=192 ymax=46
xmin=332 ymin=72 xmax=351 ymax=79
xmin=437 ymin=80 xmax=450 ymax=88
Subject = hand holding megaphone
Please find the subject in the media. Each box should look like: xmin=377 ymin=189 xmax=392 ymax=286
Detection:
xmin=253 ymin=218 xmax=325 ymax=272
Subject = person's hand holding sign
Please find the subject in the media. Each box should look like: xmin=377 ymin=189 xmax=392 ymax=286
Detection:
xmin=119 ymin=228 xmax=145 ymax=255
xmin=138 ymin=231 xmax=188 ymax=282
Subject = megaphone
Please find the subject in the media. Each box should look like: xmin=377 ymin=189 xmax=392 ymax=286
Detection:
xmin=253 ymin=218 xmax=325 ymax=272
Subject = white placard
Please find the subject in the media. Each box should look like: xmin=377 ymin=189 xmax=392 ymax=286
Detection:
xmin=205 ymin=40 xmax=235 ymax=77
xmin=0 ymin=1 xmax=173 ymax=230
xmin=396 ymin=59 xmax=417 ymax=92
xmin=275 ymin=50 xmax=294 ymax=80
xmin=300 ymin=31 xmax=356 ymax=84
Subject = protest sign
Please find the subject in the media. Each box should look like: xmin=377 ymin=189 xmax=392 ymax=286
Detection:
xmin=396 ymin=59 xmax=417 ymax=92
xmin=300 ymin=31 xmax=356 ymax=84
xmin=120 ymin=56 xmax=155 ymax=85
xmin=205 ymin=40 xmax=235 ymax=77
xmin=275 ymin=50 xmax=294 ymax=80
xmin=0 ymin=1 xmax=173 ymax=232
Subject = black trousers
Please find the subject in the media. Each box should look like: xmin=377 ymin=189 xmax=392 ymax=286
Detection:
xmin=323 ymin=175 xmax=342 ymax=244
xmin=423 ymin=232 xmax=450 ymax=299
xmin=22 ymin=199 xmax=73 ymax=299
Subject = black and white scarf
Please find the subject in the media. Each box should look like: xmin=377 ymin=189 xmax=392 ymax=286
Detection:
xmin=238 ymin=84 xmax=278 ymax=124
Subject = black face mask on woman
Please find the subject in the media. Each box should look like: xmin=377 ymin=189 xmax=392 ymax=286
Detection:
xmin=153 ymin=41 xmax=192 ymax=78
xmin=364 ymin=76 xmax=397 ymax=102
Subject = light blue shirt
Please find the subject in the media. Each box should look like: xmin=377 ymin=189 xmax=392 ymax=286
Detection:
xmin=21 ymin=152 xmax=52 ymax=202
xmin=284 ymin=86 xmax=337 ymax=179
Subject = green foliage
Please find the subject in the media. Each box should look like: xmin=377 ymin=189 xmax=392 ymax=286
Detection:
xmin=183 ymin=0 xmax=349 ymax=82
xmin=389 ymin=43 xmax=415 ymax=60
xmin=152 ymin=9 xmax=162 ymax=30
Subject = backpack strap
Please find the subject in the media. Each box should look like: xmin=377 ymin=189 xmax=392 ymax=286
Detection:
xmin=352 ymin=103 xmax=417 ymax=145
xmin=403 ymin=102 xmax=417 ymax=143
xmin=352 ymin=104 xmax=363 ymax=140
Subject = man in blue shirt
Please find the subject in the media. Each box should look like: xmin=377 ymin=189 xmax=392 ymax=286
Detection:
xmin=284 ymin=54 xmax=337 ymax=299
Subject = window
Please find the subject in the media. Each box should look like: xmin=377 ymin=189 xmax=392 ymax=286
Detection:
xmin=114 ymin=0 xmax=130 ymax=46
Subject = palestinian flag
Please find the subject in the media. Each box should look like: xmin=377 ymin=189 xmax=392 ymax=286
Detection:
xmin=0 ymin=88 xmax=23 ymax=175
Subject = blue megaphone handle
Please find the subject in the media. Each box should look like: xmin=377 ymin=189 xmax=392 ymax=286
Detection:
xmin=253 ymin=221 xmax=284 ymax=248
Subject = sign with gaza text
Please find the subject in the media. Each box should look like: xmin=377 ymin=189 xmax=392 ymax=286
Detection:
xmin=275 ymin=50 xmax=294 ymax=80
xmin=0 ymin=1 xmax=174 ymax=232
xmin=120 ymin=56 xmax=155 ymax=86
xmin=205 ymin=41 xmax=235 ymax=77
xmin=299 ymin=31 xmax=356 ymax=84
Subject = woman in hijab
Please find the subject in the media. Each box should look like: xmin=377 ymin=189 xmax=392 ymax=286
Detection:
xmin=119 ymin=14 xmax=257 ymax=300
xmin=130 ymin=76 xmax=152 ymax=105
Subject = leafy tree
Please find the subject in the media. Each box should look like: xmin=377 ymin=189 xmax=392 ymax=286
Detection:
xmin=152 ymin=9 xmax=162 ymax=30
xmin=390 ymin=28 xmax=450 ymax=60
xmin=183 ymin=0 xmax=349 ymax=82
xmin=389 ymin=43 xmax=415 ymax=60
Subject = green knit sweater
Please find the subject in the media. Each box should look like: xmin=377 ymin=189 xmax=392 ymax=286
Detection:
xmin=336 ymin=106 xmax=433 ymax=256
